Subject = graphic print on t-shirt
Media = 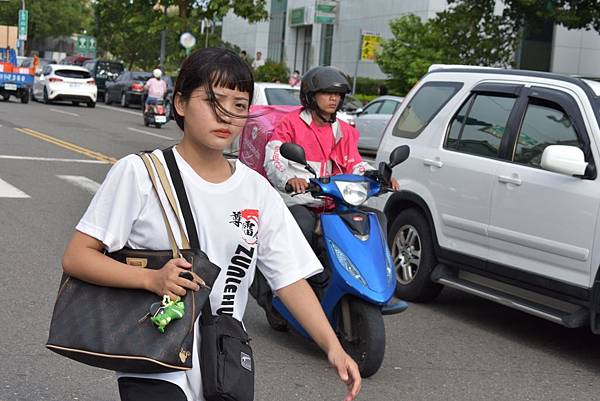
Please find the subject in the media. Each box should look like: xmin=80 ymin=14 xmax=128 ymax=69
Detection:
xmin=229 ymin=209 xmax=259 ymax=245
xmin=218 ymin=209 xmax=260 ymax=316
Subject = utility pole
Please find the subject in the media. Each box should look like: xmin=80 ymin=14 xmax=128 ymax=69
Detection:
xmin=159 ymin=4 xmax=167 ymax=69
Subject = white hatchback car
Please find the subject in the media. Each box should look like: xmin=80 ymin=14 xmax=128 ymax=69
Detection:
xmin=33 ymin=64 xmax=97 ymax=107
xmin=374 ymin=65 xmax=600 ymax=333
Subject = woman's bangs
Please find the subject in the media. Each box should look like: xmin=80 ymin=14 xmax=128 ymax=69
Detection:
xmin=209 ymin=63 xmax=253 ymax=97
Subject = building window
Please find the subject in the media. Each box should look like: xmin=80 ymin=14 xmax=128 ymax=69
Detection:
xmin=320 ymin=24 xmax=334 ymax=66
xmin=268 ymin=0 xmax=287 ymax=63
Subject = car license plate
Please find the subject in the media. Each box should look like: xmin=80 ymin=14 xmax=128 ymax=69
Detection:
xmin=4 ymin=83 xmax=17 ymax=91
xmin=155 ymin=115 xmax=167 ymax=123
xmin=69 ymin=83 xmax=80 ymax=88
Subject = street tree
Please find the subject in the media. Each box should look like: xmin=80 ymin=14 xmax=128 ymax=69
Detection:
xmin=0 ymin=0 xmax=92 ymax=52
xmin=450 ymin=0 xmax=600 ymax=32
xmin=377 ymin=1 xmax=516 ymax=94
xmin=93 ymin=0 xmax=267 ymax=71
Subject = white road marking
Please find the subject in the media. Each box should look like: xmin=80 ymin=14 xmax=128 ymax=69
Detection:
xmin=127 ymin=126 xmax=175 ymax=140
xmin=97 ymin=104 xmax=141 ymax=116
xmin=50 ymin=108 xmax=79 ymax=117
xmin=0 ymin=177 xmax=30 ymax=198
xmin=58 ymin=175 xmax=101 ymax=194
xmin=0 ymin=155 xmax=110 ymax=164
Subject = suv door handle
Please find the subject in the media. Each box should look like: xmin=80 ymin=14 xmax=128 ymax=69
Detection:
xmin=498 ymin=175 xmax=522 ymax=186
xmin=424 ymin=158 xmax=443 ymax=168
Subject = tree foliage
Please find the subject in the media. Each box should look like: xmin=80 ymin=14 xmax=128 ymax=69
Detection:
xmin=0 ymin=0 xmax=92 ymax=47
xmin=254 ymin=60 xmax=289 ymax=83
xmin=378 ymin=1 xmax=517 ymax=94
xmin=93 ymin=0 xmax=267 ymax=71
xmin=482 ymin=0 xmax=600 ymax=32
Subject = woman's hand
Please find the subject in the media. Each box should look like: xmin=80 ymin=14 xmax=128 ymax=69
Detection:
xmin=328 ymin=346 xmax=362 ymax=401
xmin=390 ymin=177 xmax=400 ymax=191
xmin=144 ymin=257 xmax=203 ymax=299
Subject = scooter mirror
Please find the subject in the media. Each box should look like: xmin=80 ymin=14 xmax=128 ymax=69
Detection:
xmin=389 ymin=145 xmax=410 ymax=168
xmin=280 ymin=143 xmax=308 ymax=166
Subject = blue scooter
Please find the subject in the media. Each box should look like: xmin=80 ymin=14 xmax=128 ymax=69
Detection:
xmin=258 ymin=143 xmax=410 ymax=378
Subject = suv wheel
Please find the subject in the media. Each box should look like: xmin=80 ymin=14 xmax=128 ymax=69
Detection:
xmin=388 ymin=208 xmax=442 ymax=302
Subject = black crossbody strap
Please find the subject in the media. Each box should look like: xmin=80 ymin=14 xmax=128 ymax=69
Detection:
xmin=162 ymin=147 xmax=215 ymax=323
xmin=162 ymin=147 xmax=200 ymax=250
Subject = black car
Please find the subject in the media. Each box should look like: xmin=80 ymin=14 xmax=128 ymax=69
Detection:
xmin=104 ymin=71 xmax=152 ymax=108
xmin=82 ymin=59 xmax=125 ymax=102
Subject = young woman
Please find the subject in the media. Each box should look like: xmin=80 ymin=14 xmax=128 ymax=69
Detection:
xmin=62 ymin=48 xmax=361 ymax=401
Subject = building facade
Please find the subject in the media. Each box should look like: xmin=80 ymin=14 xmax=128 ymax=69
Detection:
xmin=221 ymin=0 xmax=600 ymax=80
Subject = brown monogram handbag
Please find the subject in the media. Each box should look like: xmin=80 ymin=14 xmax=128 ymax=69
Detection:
xmin=46 ymin=152 xmax=220 ymax=373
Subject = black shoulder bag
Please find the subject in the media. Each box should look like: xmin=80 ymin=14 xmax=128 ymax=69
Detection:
xmin=163 ymin=147 xmax=255 ymax=401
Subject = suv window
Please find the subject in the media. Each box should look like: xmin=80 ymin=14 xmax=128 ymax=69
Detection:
xmin=446 ymin=94 xmax=517 ymax=158
xmin=393 ymin=82 xmax=462 ymax=139
xmin=513 ymin=99 xmax=583 ymax=168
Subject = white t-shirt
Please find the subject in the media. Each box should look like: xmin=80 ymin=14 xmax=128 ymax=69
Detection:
xmin=251 ymin=58 xmax=265 ymax=69
xmin=76 ymin=147 xmax=323 ymax=401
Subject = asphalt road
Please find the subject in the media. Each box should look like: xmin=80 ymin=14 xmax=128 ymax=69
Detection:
xmin=1 ymin=99 xmax=599 ymax=401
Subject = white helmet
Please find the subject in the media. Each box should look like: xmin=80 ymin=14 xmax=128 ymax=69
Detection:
xmin=153 ymin=68 xmax=162 ymax=78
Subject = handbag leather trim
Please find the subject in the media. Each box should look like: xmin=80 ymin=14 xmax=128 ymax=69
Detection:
xmin=46 ymin=345 xmax=191 ymax=371
xmin=125 ymin=257 xmax=148 ymax=268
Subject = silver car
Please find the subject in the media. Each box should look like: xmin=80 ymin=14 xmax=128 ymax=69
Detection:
xmin=354 ymin=95 xmax=403 ymax=153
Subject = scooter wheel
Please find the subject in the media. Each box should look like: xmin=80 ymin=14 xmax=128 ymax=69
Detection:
xmin=337 ymin=298 xmax=385 ymax=378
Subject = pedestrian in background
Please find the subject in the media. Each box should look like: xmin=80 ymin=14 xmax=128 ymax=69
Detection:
xmin=239 ymin=50 xmax=248 ymax=64
xmin=288 ymin=70 xmax=301 ymax=87
xmin=251 ymin=51 xmax=265 ymax=70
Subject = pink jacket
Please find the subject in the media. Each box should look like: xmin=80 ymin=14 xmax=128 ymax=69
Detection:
xmin=264 ymin=109 xmax=373 ymax=207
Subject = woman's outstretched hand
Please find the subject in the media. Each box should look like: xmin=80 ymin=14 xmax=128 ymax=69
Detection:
xmin=328 ymin=346 xmax=362 ymax=401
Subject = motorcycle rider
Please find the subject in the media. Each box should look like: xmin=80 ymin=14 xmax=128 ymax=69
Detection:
xmin=264 ymin=66 xmax=400 ymax=251
xmin=143 ymin=68 xmax=167 ymax=113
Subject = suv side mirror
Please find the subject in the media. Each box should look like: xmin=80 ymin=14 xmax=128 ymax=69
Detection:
xmin=541 ymin=145 xmax=589 ymax=177
xmin=353 ymin=107 xmax=364 ymax=115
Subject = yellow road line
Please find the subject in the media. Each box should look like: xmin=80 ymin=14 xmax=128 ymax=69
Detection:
xmin=14 ymin=127 xmax=117 ymax=164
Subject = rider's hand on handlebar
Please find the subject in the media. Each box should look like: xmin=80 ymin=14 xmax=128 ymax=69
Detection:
xmin=390 ymin=177 xmax=400 ymax=191
xmin=286 ymin=177 xmax=309 ymax=194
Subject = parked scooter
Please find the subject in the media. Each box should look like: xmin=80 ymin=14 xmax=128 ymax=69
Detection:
xmin=254 ymin=143 xmax=410 ymax=378
xmin=143 ymin=98 xmax=168 ymax=128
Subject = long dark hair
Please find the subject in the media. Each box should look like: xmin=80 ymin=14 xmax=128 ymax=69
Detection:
xmin=173 ymin=48 xmax=255 ymax=130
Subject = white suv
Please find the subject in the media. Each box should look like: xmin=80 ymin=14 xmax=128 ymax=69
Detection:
xmin=374 ymin=65 xmax=600 ymax=333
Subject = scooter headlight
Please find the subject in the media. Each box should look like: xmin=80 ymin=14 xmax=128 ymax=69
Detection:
xmin=328 ymin=240 xmax=367 ymax=287
xmin=335 ymin=181 xmax=369 ymax=206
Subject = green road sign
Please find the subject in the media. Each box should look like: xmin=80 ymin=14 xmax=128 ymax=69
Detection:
xmin=314 ymin=0 xmax=336 ymax=24
xmin=290 ymin=7 xmax=306 ymax=26
xmin=18 ymin=10 xmax=28 ymax=40
xmin=76 ymin=35 xmax=96 ymax=54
